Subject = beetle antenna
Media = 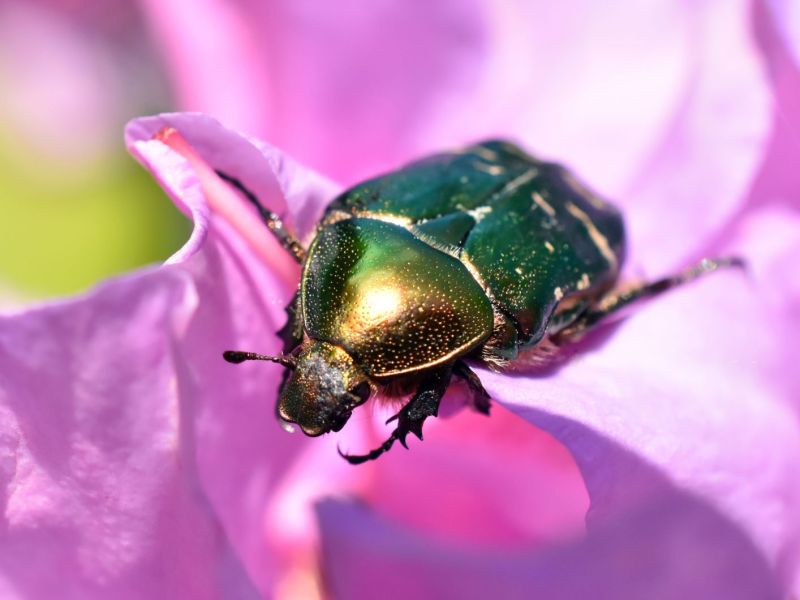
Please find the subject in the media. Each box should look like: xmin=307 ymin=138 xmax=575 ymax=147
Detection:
xmin=223 ymin=350 xmax=297 ymax=369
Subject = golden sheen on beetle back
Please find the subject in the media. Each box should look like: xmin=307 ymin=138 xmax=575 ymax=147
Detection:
xmin=302 ymin=218 xmax=495 ymax=376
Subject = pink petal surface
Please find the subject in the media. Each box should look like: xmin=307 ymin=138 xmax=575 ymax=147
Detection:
xmin=143 ymin=0 xmax=770 ymax=273
xmin=766 ymin=0 xmax=800 ymax=67
xmin=139 ymin=0 xmax=273 ymax=139
xmin=317 ymin=495 xmax=782 ymax=600
xmin=271 ymin=401 xmax=589 ymax=552
xmin=0 ymin=269 xmax=246 ymax=600
xmin=749 ymin=0 xmax=800 ymax=218
xmin=356 ymin=404 xmax=589 ymax=548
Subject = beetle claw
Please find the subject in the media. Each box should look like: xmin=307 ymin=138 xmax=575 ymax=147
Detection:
xmin=406 ymin=421 xmax=425 ymax=441
xmin=339 ymin=368 xmax=448 ymax=463
xmin=337 ymin=430 xmax=401 ymax=464
xmin=337 ymin=445 xmax=374 ymax=465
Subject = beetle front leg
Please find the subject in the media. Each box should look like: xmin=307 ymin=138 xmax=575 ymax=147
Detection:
xmin=554 ymin=256 xmax=745 ymax=343
xmin=339 ymin=366 xmax=453 ymax=464
xmin=276 ymin=292 xmax=303 ymax=354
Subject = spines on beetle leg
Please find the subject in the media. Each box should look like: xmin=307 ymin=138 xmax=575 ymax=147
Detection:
xmin=553 ymin=256 xmax=746 ymax=343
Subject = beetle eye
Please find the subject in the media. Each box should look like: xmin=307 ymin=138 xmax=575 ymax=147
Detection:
xmin=351 ymin=382 xmax=371 ymax=404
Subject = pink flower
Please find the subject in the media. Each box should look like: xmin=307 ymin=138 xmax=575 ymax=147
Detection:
xmin=2 ymin=1 xmax=800 ymax=599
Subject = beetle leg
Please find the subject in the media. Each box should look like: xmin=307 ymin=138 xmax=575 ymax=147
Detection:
xmin=554 ymin=256 xmax=745 ymax=343
xmin=338 ymin=366 xmax=453 ymax=464
xmin=453 ymin=360 xmax=491 ymax=415
xmin=215 ymin=170 xmax=307 ymax=263
xmin=276 ymin=292 xmax=303 ymax=354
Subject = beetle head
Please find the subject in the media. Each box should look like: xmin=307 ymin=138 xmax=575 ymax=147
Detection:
xmin=278 ymin=340 xmax=371 ymax=436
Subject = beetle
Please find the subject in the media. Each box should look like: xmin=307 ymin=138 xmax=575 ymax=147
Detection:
xmin=220 ymin=140 xmax=742 ymax=464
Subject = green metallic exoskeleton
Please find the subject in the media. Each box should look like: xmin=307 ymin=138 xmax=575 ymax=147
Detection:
xmin=221 ymin=141 xmax=741 ymax=463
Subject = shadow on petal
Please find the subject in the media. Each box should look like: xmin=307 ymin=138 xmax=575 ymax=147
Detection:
xmin=316 ymin=429 xmax=783 ymax=600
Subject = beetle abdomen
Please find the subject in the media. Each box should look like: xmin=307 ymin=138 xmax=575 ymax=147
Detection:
xmin=301 ymin=218 xmax=494 ymax=377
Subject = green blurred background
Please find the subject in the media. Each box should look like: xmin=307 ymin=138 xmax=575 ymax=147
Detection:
xmin=0 ymin=2 xmax=189 ymax=303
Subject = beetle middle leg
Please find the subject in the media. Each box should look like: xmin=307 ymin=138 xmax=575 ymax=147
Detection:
xmin=215 ymin=170 xmax=307 ymax=262
xmin=454 ymin=360 xmax=491 ymax=415
xmin=554 ymin=256 xmax=745 ymax=343
xmin=339 ymin=366 xmax=453 ymax=464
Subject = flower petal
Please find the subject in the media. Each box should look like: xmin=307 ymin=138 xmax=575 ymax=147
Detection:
xmin=0 ymin=112 xmax=340 ymax=597
xmin=316 ymin=496 xmax=782 ymax=600
xmin=0 ymin=268 xmax=266 ymax=598
xmin=144 ymin=1 xmax=770 ymax=272
xmin=765 ymin=0 xmax=800 ymax=68
xmin=139 ymin=0 xmax=274 ymax=139
xmin=125 ymin=112 xmax=339 ymax=249
xmin=125 ymin=112 xmax=342 ymax=595
xmin=478 ymin=209 xmax=800 ymax=588
xmin=748 ymin=0 xmax=800 ymax=216
xmin=354 ymin=403 xmax=589 ymax=548
xmin=610 ymin=0 xmax=770 ymax=272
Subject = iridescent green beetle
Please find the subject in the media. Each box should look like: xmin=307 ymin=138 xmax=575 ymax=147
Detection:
xmin=221 ymin=140 xmax=740 ymax=463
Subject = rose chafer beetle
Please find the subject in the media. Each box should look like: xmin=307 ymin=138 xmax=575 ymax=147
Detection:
xmin=221 ymin=140 xmax=741 ymax=464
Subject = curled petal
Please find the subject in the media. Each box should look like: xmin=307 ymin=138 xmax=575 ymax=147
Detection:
xmin=124 ymin=112 xmax=342 ymax=595
xmin=0 ymin=113 xmax=340 ymax=597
